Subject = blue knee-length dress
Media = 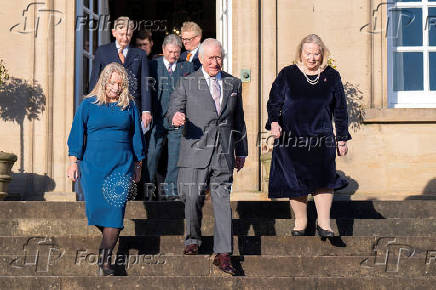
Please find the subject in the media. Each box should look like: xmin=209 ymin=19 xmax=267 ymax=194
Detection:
xmin=68 ymin=97 xmax=145 ymax=229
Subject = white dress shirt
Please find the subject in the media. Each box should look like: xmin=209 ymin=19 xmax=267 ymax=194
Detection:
xmin=115 ymin=41 xmax=128 ymax=57
xmin=187 ymin=47 xmax=199 ymax=62
xmin=163 ymin=57 xmax=177 ymax=72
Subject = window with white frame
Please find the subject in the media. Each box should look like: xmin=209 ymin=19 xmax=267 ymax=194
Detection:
xmin=387 ymin=0 xmax=436 ymax=108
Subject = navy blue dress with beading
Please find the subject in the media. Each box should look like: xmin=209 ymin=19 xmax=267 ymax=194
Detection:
xmin=68 ymin=97 xmax=145 ymax=229
xmin=266 ymin=65 xmax=351 ymax=198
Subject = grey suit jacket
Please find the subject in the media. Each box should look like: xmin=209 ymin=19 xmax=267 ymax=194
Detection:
xmin=166 ymin=69 xmax=248 ymax=170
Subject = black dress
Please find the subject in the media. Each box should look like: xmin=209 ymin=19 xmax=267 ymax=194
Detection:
xmin=265 ymin=65 xmax=351 ymax=198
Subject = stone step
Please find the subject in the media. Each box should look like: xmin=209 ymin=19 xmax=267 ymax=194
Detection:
xmin=0 ymin=236 xmax=434 ymax=257
xmin=1 ymin=276 xmax=434 ymax=290
xmin=1 ymin=255 xmax=435 ymax=277
xmin=1 ymin=218 xmax=435 ymax=236
xmin=1 ymin=200 xmax=436 ymax=219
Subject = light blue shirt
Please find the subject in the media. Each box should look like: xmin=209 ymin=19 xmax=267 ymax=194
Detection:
xmin=115 ymin=41 xmax=128 ymax=57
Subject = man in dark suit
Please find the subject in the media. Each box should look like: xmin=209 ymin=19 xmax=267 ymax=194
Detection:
xmin=146 ymin=34 xmax=193 ymax=201
xmin=167 ymin=38 xmax=248 ymax=275
xmin=179 ymin=21 xmax=202 ymax=71
xmin=135 ymin=30 xmax=154 ymax=59
xmin=89 ymin=16 xmax=152 ymax=127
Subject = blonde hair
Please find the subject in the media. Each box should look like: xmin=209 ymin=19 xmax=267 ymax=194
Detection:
xmin=181 ymin=21 xmax=202 ymax=37
xmin=113 ymin=16 xmax=135 ymax=31
xmin=86 ymin=62 xmax=133 ymax=110
xmin=294 ymin=34 xmax=330 ymax=69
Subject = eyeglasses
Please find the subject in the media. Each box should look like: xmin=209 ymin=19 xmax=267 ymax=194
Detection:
xmin=181 ymin=35 xmax=198 ymax=42
xmin=206 ymin=56 xmax=222 ymax=62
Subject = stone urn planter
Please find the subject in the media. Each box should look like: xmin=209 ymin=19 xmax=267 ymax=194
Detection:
xmin=260 ymin=151 xmax=272 ymax=192
xmin=0 ymin=151 xmax=17 ymax=200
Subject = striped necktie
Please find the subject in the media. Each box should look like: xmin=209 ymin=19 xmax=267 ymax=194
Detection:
xmin=210 ymin=77 xmax=221 ymax=114
xmin=118 ymin=48 xmax=125 ymax=64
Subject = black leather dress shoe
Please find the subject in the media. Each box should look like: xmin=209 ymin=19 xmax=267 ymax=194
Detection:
xmin=291 ymin=229 xmax=306 ymax=236
xmin=316 ymin=225 xmax=334 ymax=238
xmin=98 ymin=265 xmax=115 ymax=276
xmin=167 ymin=196 xmax=181 ymax=201
xmin=97 ymin=249 xmax=115 ymax=276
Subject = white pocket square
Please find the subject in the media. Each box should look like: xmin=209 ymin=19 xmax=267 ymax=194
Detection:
xmin=231 ymin=92 xmax=237 ymax=97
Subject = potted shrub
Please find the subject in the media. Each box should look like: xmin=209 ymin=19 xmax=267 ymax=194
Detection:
xmin=0 ymin=151 xmax=17 ymax=200
xmin=0 ymin=60 xmax=17 ymax=200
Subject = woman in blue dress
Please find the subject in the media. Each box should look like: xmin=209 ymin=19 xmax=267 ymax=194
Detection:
xmin=266 ymin=34 xmax=351 ymax=238
xmin=67 ymin=62 xmax=145 ymax=275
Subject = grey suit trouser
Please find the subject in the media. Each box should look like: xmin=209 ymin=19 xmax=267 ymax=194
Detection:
xmin=178 ymin=144 xmax=233 ymax=254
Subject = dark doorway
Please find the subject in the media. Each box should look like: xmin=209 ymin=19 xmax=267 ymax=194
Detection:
xmin=108 ymin=0 xmax=216 ymax=56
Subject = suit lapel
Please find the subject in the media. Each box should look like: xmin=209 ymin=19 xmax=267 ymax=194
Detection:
xmin=175 ymin=61 xmax=183 ymax=78
xmin=157 ymin=58 xmax=166 ymax=99
xmin=111 ymin=42 xmax=123 ymax=65
xmin=124 ymin=46 xmax=133 ymax=66
xmin=195 ymin=70 xmax=218 ymax=116
xmin=220 ymin=73 xmax=234 ymax=115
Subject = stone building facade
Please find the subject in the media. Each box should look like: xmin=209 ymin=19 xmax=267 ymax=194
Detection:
xmin=0 ymin=0 xmax=435 ymax=200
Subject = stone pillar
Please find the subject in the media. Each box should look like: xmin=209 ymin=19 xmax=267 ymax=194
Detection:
xmin=231 ymin=0 xmax=260 ymax=193
xmin=0 ymin=1 xmax=75 ymax=199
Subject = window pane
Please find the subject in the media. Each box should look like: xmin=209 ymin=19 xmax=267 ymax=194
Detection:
xmin=430 ymin=53 xmax=436 ymax=91
xmin=82 ymin=55 xmax=90 ymax=95
xmin=392 ymin=0 xmax=421 ymax=2
xmin=93 ymin=0 xmax=98 ymax=14
xmin=391 ymin=8 xmax=422 ymax=46
xmin=83 ymin=15 xmax=89 ymax=53
xmin=393 ymin=52 xmax=423 ymax=91
xmin=92 ymin=29 xmax=98 ymax=54
xmin=429 ymin=8 xmax=436 ymax=46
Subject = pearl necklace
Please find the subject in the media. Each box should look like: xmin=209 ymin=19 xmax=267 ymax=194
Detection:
xmin=298 ymin=65 xmax=320 ymax=85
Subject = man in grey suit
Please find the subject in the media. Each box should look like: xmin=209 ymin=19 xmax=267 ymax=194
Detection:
xmin=147 ymin=34 xmax=193 ymax=201
xmin=167 ymin=38 xmax=248 ymax=275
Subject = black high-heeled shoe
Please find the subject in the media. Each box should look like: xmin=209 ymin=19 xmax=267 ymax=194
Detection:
xmin=98 ymin=249 xmax=115 ymax=276
xmin=291 ymin=229 xmax=306 ymax=236
xmin=316 ymin=225 xmax=334 ymax=238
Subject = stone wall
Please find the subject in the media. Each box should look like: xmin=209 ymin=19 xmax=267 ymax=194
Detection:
xmin=0 ymin=0 xmax=434 ymax=199
xmin=0 ymin=1 xmax=75 ymax=199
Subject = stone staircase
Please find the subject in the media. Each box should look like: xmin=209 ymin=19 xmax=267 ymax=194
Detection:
xmin=0 ymin=200 xmax=435 ymax=289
